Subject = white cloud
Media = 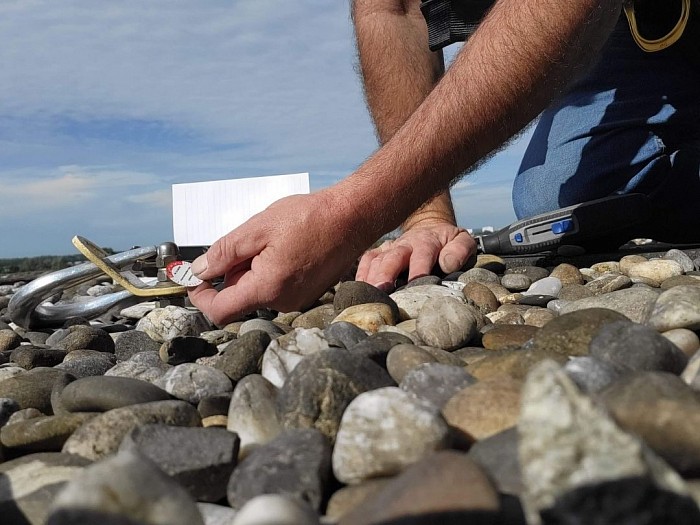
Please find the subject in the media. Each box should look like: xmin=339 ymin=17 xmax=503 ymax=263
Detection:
xmin=126 ymin=189 xmax=172 ymax=208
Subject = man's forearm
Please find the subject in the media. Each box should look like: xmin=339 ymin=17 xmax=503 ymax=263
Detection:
xmin=352 ymin=0 xmax=456 ymax=232
xmin=336 ymin=0 xmax=623 ymax=245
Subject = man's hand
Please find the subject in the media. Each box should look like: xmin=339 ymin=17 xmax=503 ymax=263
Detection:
xmin=356 ymin=220 xmax=477 ymax=291
xmin=187 ymin=190 xmax=369 ymax=326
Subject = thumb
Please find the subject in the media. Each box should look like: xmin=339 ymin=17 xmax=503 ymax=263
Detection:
xmin=438 ymin=230 xmax=476 ymax=273
xmin=191 ymin=225 xmax=264 ymax=280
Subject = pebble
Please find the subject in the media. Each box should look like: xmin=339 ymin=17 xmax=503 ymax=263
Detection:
xmin=522 ymin=307 xmax=557 ymax=327
xmin=159 ymin=335 xmax=218 ymax=365
xmin=389 ymin=284 xmax=466 ymax=319
xmin=198 ymin=503 xmax=238 ymax=525
xmin=462 ymin=281 xmax=500 ymax=314
xmin=238 ymin=318 xmax=285 ymax=339
xmin=0 ymin=452 xmax=91 ymax=525
xmin=343 ymin=330 xmax=412 ymax=367
xmin=261 ymin=327 xmax=330 ymax=388
xmin=505 ymin=265 xmax=550 ymax=282
xmin=59 ymin=375 xmax=171 ymax=412
xmin=628 ymin=259 xmax=684 ymax=286
xmin=585 ymin=274 xmax=632 ymax=295
xmin=0 ymin=367 xmax=73 ymax=413
xmin=0 ymin=397 xmax=20 ymax=427
xmin=522 ymin=276 xmax=562 ymax=297
xmin=215 ymin=330 xmax=270 ymax=382
xmin=500 ymin=273 xmax=532 ymax=291
xmin=415 ymin=297 xmax=478 ymax=351
xmin=62 ymin=399 xmax=201 ymax=460
xmin=54 ymin=325 xmax=115 ymax=353
xmin=662 ymin=328 xmax=700 ymax=358
xmin=10 ymin=347 xmax=68 ymax=370
xmin=48 ymin=448 xmax=205 ymax=525
xmin=481 ymin=324 xmax=538 ymax=351
xmin=0 ymin=328 xmax=22 ymax=351
xmin=337 ymin=451 xmax=499 ymax=525
xmin=475 ymin=253 xmax=507 ymax=273
xmin=385 ymin=344 xmax=437 ymax=383
xmin=664 ymin=248 xmax=696 ymax=273
xmin=155 ymin=363 xmax=232 ymax=404
xmin=661 ymin=274 xmax=700 ymax=289
xmin=333 ymin=280 xmax=400 ymax=322
xmin=332 ymin=302 xmax=396 ymax=333
xmin=290 ymin=303 xmax=337 ymax=329
xmin=399 ymin=362 xmax=476 ymax=408
xmin=120 ymin=424 xmax=239 ymax=502
xmin=226 ymin=428 xmax=331 ymax=512
xmin=564 ymin=356 xmax=622 ymax=393
xmin=466 ymin=347 xmax=567 ymax=380
xmin=468 ymin=427 xmax=522 ymax=496
xmin=559 ymin=286 xmax=659 ymax=323
xmin=54 ymin=353 xmax=115 ymax=378
xmin=113 ymin=329 xmax=161 ymax=362
xmin=589 ymin=320 xmax=688 ymax=374
xmin=442 ymin=376 xmax=523 ymax=440
xmin=323 ymin=321 xmax=368 ymax=349
xmin=119 ymin=302 xmax=157 ymax=319
xmin=232 ymin=494 xmax=319 ymax=525
xmin=332 ymin=387 xmax=451 ymax=484
xmin=136 ymin=305 xmax=211 ymax=342
xmin=647 ymin=284 xmax=700 ymax=331
xmin=227 ymin=374 xmax=282 ymax=458
xmin=458 ymin=267 xmax=500 ymax=285
xmin=1 ymin=413 xmax=96 ymax=452
xmin=549 ymin=263 xmax=584 ymax=285
xmin=276 ymin=349 xmax=394 ymax=443
xmin=558 ymin=284 xmax=593 ymax=301
xmin=530 ymin=308 xmax=630 ymax=357
xmin=105 ymin=350 xmax=171 ymax=383
xmin=619 ymin=254 xmax=648 ymax=275
xmin=519 ymin=361 xmax=696 ymax=525
xmin=199 ymin=329 xmax=235 ymax=346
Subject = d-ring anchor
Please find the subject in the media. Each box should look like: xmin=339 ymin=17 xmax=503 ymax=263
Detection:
xmin=8 ymin=237 xmax=187 ymax=329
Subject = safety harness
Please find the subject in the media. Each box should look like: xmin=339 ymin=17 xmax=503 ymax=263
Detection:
xmin=421 ymin=0 xmax=698 ymax=59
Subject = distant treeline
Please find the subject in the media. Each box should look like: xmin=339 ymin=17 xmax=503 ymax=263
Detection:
xmin=0 ymin=248 xmax=116 ymax=274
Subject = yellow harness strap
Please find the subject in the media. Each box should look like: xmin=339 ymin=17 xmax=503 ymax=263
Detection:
xmin=624 ymin=0 xmax=691 ymax=52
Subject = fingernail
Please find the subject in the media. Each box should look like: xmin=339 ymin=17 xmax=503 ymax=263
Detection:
xmin=191 ymin=255 xmax=208 ymax=277
xmin=442 ymin=254 xmax=459 ymax=272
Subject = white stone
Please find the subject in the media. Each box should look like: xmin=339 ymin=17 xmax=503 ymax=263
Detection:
xmin=261 ymin=328 xmax=329 ymax=388
xmin=522 ymin=277 xmax=562 ymax=297
xmin=155 ymin=363 xmax=232 ymax=404
xmin=390 ymin=285 xmax=466 ymax=320
xmin=231 ymin=494 xmax=319 ymax=525
xmin=136 ymin=306 xmax=211 ymax=342
xmin=628 ymin=259 xmax=684 ymax=287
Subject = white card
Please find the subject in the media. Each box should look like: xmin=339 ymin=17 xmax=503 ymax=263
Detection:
xmin=172 ymin=173 xmax=310 ymax=246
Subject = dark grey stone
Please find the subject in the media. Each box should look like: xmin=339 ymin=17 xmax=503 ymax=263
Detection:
xmin=540 ymin=477 xmax=700 ymax=525
xmin=0 ymin=397 xmax=20 ymax=427
xmin=333 ymin=281 xmax=400 ymax=323
xmin=159 ymin=336 xmax=218 ymax=365
xmin=323 ymin=321 xmax=368 ymax=349
xmin=114 ymin=330 xmax=160 ymax=362
xmin=55 ymin=355 xmax=114 ymax=379
xmin=505 ymin=266 xmax=550 ymax=282
xmin=226 ymin=428 xmax=331 ymax=511
xmin=0 ymin=367 xmax=73 ymax=414
xmin=55 ymin=325 xmax=115 ymax=353
xmin=238 ymin=319 xmax=286 ymax=338
xmin=518 ymin=294 xmax=556 ymax=307
xmin=590 ymin=321 xmax=688 ymax=374
xmin=405 ymin=275 xmax=442 ymax=288
xmin=214 ymin=330 xmax=270 ymax=382
xmin=399 ymin=363 xmax=476 ymax=408
xmin=25 ymin=331 xmax=51 ymax=346
xmin=60 ymin=376 xmax=171 ymax=412
xmin=120 ymin=424 xmax=239 ymax=502
xmin=564 ymin=356 xmax=622 ymax=393
xmin=468 ymin=427 xmax=522 ymax=496
xmin=1 ymin=413 xmax=97 ymax=452
xmin=348 ymin=331 xmax=414 ymax=367
xmin=10 ymin=347 xmax=68 ymax=370
xmin=277 ymin=349 xmax=394 ymax=443
xmin=197 ymin=394 xmax=231 ymax=418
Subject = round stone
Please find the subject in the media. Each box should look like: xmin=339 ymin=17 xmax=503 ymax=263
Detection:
xmin=647 ymin=285 xmax=700 ymax=331
xmin=114 ymin=330 xmax=161 ymax=362
xmin=136 ymin=306 xmax=211 ymax=343
xmin=458 ymin=268 xmax=500 ymax=285
xmin=522 ymin=277 xmax=562 ymax=297
xmin=232 ymin=494 xmax=320 ymax=525
xmin=332 ymin=303 xmax=396 ymax=333
xmin=466 ymin=347 xmax=568 ymax=381
xmin=462 ymin=281 xmax=500 ymax=315
xmin=443 ymin=376 xmax=523 ymax=440
xmin=332 ymin=387 xmax=450 ymax=484
xmin=628 ymin=259 xmax=684 ymax=287
xmin=662 ymin=329 xmax=700 ymax=358
xmin=333 ymin=281 xmax=400 ymax=322
xmin=386 ymin=344 xmax=437 ymax=383
xmin=505 ymin=266 xmax=550 ymax=283
xmin=482 ymin=324 xmax=539 ymax=351
xmin=559 ymin=287 xmax=659 ymax=324
xmin=55 ymin=325 xmax=115 ymax=353
xmin=261 ymin=327 xmax=330 ymax=388
xmin=619 ymin=255 xmax=648 ymax=276
xmin=159 ymin=336 xmax=218 ymax=365
xmin=400 ymin=363 xmax=476 ymax=409
xmin=663 ymin=249 xmax=695 ymax=273
xmin=523 ymin=307 xmax=557 ymax=328
xmin=215 ymin=330 xmax=271 ymax=382
xmin=501 ymin=274 xmax=532 ymax=292
xmin=60 ymin=376 xmax=171 ymax=412
xmin=0 ymin=329 xmax=22 ymax=352
xmin=550 ymin=263 xmax=584 ymax=285
xmin=0 ymin=368 xmax=73 ymax=413
xmin=291 ymin=304 xmax=337 ymax=330
xmin=475 ymin=254 xmax=507 ymax=273
xmin=415 ymin=297 xmax=478 ymax=351
xmin=564 ymin=356 xmax=622 ymax=393
xmin=105 ymin=351 xmax=171 ymax=383
xmin=155 ymin=363 xmax=232 ymax=404
xmin=589 ymin=321 xmax=688 ymax=374
xmin=238 ymin=318 xmax=286 ymax=338
xmin=0 ymin=413 xmax=97 ymax=452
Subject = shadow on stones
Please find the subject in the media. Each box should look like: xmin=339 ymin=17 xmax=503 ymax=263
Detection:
xmin=47 ymin=509 xmax=146 ymax=525
xmin=540 ymin=477 xmax=700 ymax=525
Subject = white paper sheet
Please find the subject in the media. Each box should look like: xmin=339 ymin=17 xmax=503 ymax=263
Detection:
xmin=172 ymin=172 xmax=310 ymax=246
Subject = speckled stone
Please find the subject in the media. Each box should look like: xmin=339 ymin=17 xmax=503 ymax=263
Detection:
xmin=647 ymin=285 xmax=700 ymax=331
xmin=559 ymin=287 xmax=659 ymax=324
xmin=291 ymin=303 xmax=337 ymax=330
xmin=550 ymin=263 xmax=584 ymax=286
xmin=585 ymin=274 xmax=632 ymax=295
xmin=61 ymin=400 xmax=201 ymax=460
xmin=482 ymin=324 xmax=539 ymax=351
xmin=558 ymin=284 xmax=593 ymax=301
xmin=105 ymin=350 xmax=171 ymax=383
xmin=523 ymin=307 xmax=557 ymax=327
xmin=501 ymin=273 xmax=532 ymax=292
xmin=54 ymin=353 xmax=114 ymax=379
xmin=660 ymin=275 xmax=700 ymax=290
xmin=487 ymin=309 xmax=525 ymax=325
xmin=619 ymin=254 xmax=649 ymax=275
xmin=400 ymin=363 xmax=476 ymax=409
xmin=529 ymin=308 xmax=630 ymax=357
xmin=663 ymin=249 xmax=696 ymax=273
xmin=55 ymin=325 xmax=115 ymax=353
xmin=333 ymin=281 xmax=401 ymax=322
xmin=589 ymin=320 xmax=688 ymax=374
xmin=458 ymin=268 xmax=500 ymax=285
xmin=1 ymin=413 xmax=96 ymax=452
xmin=155 ymin=363 xmax=232 ymax=404
xmin=0 ymin=367 xmax=73 ymax=414
xmin=519 ymin=361 xmax=695 ymax=525
xmin=136 ymin=306 xmax=211 ymax=343
xmin=215 ymin=330 xmax=270 ymax=382
xmin=628 ymin=259 xmax=684 ymax=287
xmin=466 ymin=347 xmax=568 ymax=381
xmin=505 ymin=266 xmax=550 ymax=283
xmin=332 ymin=387 xmax=451 ymax=484
xmin=462 ymin=281 xmax=500 ymax=315
xmin=415 ymin=297 xmax=478 ymax=351
xmin=261 ymin=327 xmax=330 ymax=388
xmin=0 ymin=329 xmax=22 ymax=352
xmin=10 ymin=347 xmax=68 ymax=370
xmin=386 ymin=344 xmax=437 ymax=383
xmin=113 ymin=329 xmax=161 ymax=362
xmin=48 ymin=449 xmax=204 ymax=525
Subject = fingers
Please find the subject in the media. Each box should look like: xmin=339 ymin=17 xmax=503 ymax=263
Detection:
xmin=188 ymin=271 xmax=263 ymax=326
xmin=191 ymin=224 xmax=263 ymax=280
xmin=363 ymin=244 xmax=412 ymax=290
xmin=438 ymin=230 xmax=477 ymax=273
xmin=356 ymin=248 xmax=381 ymax=282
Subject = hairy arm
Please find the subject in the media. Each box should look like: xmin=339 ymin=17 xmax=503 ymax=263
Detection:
xmin=353 ymin=0 xmax=476 ymax=287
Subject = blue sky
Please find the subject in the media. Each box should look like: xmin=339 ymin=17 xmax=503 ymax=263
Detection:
xmin=0 ymin=1 xmax=528 ymax=257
